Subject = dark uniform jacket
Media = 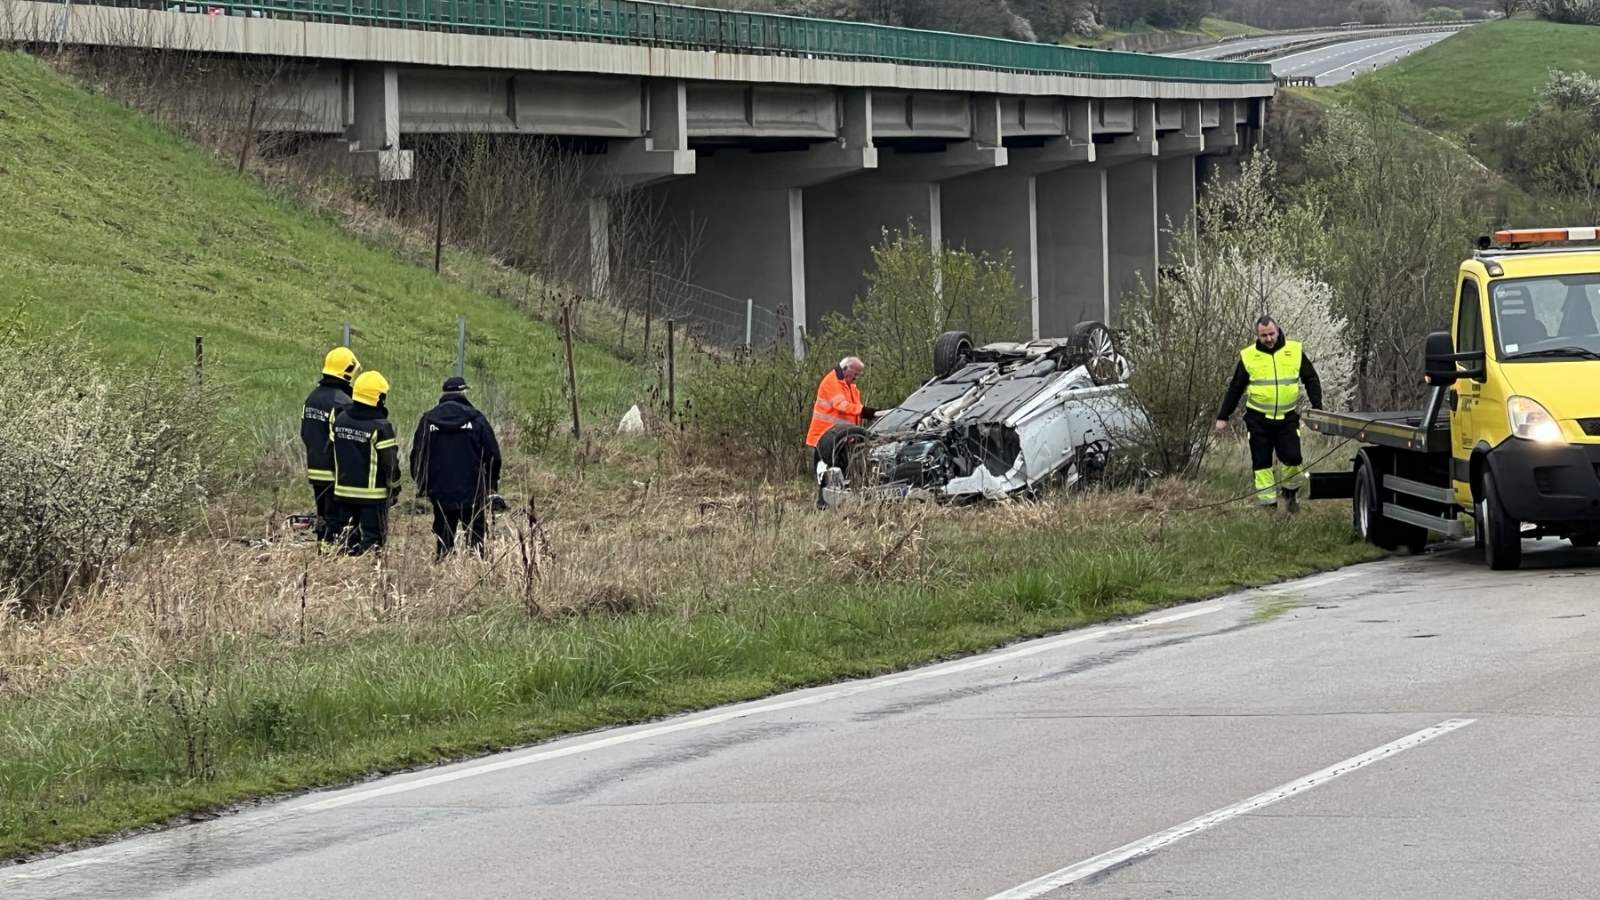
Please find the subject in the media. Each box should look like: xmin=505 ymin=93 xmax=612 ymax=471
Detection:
xmin=332 ymin=403 xmax=401 ymax=503
xmin=302 ymin=375 xmax=353 ymax=482
xmin=409 ymin=394 xmax=502 ymax=507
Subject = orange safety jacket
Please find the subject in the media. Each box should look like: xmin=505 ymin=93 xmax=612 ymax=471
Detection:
xmin=806 ymin=368 xmax=864 ymax=447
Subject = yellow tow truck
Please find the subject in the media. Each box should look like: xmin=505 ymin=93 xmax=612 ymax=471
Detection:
xmin=1306 ymin=227 xmax=1600 ymax=569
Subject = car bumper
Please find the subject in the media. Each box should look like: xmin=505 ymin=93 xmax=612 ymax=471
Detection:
xmin=1486 ymin=439 xmax=1600 ymax=523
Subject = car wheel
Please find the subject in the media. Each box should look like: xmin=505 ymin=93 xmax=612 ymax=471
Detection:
xmin=1479 ymin=471 xmax=1522 ymax=570
xmin=1073 ymin=321 xmax=1121 ymax=385
xmin=932 ymin=331 xmax=974 ymax=379
xmin=1570 ymin=532 xmax=1600 ymax=549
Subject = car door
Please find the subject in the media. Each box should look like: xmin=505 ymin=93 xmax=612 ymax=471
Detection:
xmin=1451 ymin=274 xmax=1486 ymax=504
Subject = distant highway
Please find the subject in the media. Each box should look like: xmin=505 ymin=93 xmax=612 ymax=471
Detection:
xmin=1268 ymin=30 xmax=1455 ymax=85
xmin=1168 ymin=30 xmax=1352 ymax=60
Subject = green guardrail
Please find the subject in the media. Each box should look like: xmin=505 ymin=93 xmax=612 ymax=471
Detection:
xmin=134 ymin=0 xmax=1275 ymax=84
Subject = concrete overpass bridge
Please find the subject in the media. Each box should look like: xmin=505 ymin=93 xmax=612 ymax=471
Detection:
xmin=3 ymin=0 xmax=1276 ymax=348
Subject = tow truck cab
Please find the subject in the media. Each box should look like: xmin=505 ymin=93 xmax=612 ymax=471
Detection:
xmin=1307 ymin=228 xmax=1600 ymax=570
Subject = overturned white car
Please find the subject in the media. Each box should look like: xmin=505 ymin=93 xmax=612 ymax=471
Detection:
xmin=818 ymin=323 xmax=1140 ymax=505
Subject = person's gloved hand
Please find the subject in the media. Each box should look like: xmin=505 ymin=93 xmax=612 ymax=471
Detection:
xmin=490 ymin=493 xmax=510 ymax=513
xmin=861 ymin=406 xmax=879 ymax=420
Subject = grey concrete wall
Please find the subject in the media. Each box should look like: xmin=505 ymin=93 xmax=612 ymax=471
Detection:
xmin=650 ymin=180 xmax=806 ymax=352
xmin=803 ymin=177 xmax=941 ymax=332
xmin=1036 ymin=167 xmax=1109 ymax=333
xmin=942 ymin=170 xmax=1039 ymax=337
xmin=1156 ymin=156 xmax=1198 ymax=261
xmin=1105 ymin=159 xmax=1158 ymax=320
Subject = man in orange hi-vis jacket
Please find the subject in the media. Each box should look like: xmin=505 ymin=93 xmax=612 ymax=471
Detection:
xmin=806 ymin=356 xmax=880 ymax=508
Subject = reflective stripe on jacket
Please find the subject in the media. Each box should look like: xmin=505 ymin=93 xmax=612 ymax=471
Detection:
xmin=1241 ymin=340 xmax=1303 ymax=420
xmin=333 ymin=405 xmax=401 ymax=502
xmin=302 ymin=375 xmax=353 ymax=482
xmin=805 ymin=368 xmax=864 ymax=447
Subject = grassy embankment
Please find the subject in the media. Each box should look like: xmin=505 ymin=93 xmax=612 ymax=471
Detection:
xmin=1329 ymin=18 xmax=1600 ymax=137
xmin=0 ymin=49 xmax=1383 ymax=860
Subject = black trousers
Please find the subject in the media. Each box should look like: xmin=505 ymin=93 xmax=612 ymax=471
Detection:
xmin=309 ymin=480 xmax=340 ymax=543
xmin=431 ymin=500 xmax=486 ymax=559
xmin=1245 ymin=411 xmax=1304 ymax=472
xmin=336 ymin=501 xmax=388 ymax=556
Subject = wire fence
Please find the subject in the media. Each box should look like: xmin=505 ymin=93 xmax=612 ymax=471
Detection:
xmin=647 ymin=270 xmax=789 ymax=355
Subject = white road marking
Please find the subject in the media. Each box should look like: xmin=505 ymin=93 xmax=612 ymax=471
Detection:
xmin=1310 ymin=35 xmax=1446 ymax=78
xmin=983 ymin=717 xmax=1476 ymax=900
xmin=6 ymin=564 xmax=1380 ymax=882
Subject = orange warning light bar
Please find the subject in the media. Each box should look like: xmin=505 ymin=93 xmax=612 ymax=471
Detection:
xmin=1493 ymin=227 xmax=1600 ymax=245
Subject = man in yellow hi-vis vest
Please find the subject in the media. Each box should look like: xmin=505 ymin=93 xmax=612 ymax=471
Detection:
xmin=1215 ymin=317 xmax=1323 ymax=511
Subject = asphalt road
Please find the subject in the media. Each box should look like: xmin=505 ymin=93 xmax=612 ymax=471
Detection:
xmin=1167 ymin=30 xmax=1353 ymax=60
xmin=10 ymin=538 xmax=1600 ymax=899
xmin=1268 ymin=31 xmax=1455 ymax=85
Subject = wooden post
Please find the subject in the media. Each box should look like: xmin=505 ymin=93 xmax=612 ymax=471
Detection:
xmin=193 ymin=336 xmax=203 ymax=385
xmin=666 ymin=318 xmax=676 ymax=422
xmin=455 ymin=315 xmax=467 ymax=379
xmin=237 ymin=96 xmax=259 ymax=176
xmin=433 ymin=182 xmax=447 ymax=275
xmin=642 ymin=261 xmax=656 ymax=355
xmin=562 ymin=304 xmax=581 ymax=440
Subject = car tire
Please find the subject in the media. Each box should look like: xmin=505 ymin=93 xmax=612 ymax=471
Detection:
xmin=932 ymin=331 xmax=974 ymax=379
xmin=1478 ymin=471 xmax=1522 ymax=570
xmin=1073 ymin=321 xmax=1122 ymax=385
xmin=817 ymin=424 xmax=870 ymax=474
xmin=1570 ymin=533 xmax=1600 ymax=549
xmin=1353 ymin=458 xmax=1427 ymax=553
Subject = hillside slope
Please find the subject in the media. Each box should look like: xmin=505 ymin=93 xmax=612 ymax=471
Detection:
xmin=1348 ymin=19 xmax=1600 ymax=137
xmin=0 ymin=51 xmax=641 ymax=445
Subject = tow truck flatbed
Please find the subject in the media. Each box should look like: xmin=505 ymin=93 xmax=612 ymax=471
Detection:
xmin=1305 ymin=403 xmax=1451 ymax=454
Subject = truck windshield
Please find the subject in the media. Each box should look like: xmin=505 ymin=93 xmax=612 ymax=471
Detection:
xmin=1491 ymin=274 xmax=1600 ymax=361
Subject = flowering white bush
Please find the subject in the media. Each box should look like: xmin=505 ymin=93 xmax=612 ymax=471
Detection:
xmin=0 ymin=328 xmax=215 ymax=608
xmin=1119 ymin=153 xmax=1354 ymax=474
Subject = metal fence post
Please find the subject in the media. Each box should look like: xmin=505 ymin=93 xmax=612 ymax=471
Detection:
xmin=455 ymin=315 xmax=467 ymax=379
xmin=342 ymin=322 xmax=352 ymax=347
xmin=666 ymin=318 xmax=676 ymax=422
xmin=194 ymin=336 xmax=203 ymax=385
xmin=745 ymin=298 xmax=753 ymax=349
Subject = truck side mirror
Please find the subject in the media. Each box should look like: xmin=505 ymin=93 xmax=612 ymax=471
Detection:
xmin=1422 ymin=330 xmax=1486 ymax=387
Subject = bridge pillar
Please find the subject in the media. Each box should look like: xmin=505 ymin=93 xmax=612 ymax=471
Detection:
xmin=1037 ymin=167 xmax=1110 ymax=333
xmin=1157 ymin=156 xmax=1198 ymax=261
xmin=347 ymin=63 xmax=412 ymax=180
xmin=1105 ymin=159 xmax=1159 ymax=321
xmin=652 ymin=182 xmax=808 ymax=356
xmin=803 ymin=179 xmax=941 ymax=332
xmin=943 ymin=170 xmax=1039 ymax=337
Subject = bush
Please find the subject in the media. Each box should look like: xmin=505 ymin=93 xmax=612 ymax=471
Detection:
xmin=676 ymin=348 xmax=826 ymax=480
xmin=1424 ymin=5 xmax=1465 ymax=19
xmin=1118 ymin=154 xmax=1353 ymax=476
xmin=0 ymin=325 xmax=218 ymax=609
xmin=1535 ymin=0 xmax=1600 ymax=23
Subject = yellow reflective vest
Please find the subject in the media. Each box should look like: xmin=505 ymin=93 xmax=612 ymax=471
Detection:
xmin=1241 ymin=340 xmax=1303 ymax=420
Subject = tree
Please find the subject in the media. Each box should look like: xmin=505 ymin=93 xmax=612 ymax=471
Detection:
xmin=1424 ymin=4 xmax=1465 ymax=19
xmin=1496 ymin=0 xmax=1526 ymax=16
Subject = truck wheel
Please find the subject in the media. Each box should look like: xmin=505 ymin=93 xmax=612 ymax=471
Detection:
xmin=1570 ymin=532 xmax=1599 ymax=549
xmin=1354 ymin=459 xmax=1427 ymax=553
xmin=1478 ymin=471 xmax=1522 ymax=570
xmin=932 ymin=331 xmax=974 ymax=379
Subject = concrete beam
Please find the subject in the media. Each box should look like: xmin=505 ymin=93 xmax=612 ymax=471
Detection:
xmin=879 ymin=94 xmax=1006 ymax=181
xmin=1106 ymin=159 xmax=1158 ymax=321
xmin=347 ymin=62 xmax=412 ymax=180
xmin=589 ymin=79 xmax=695 ymax=190
xmin=1160 ymin=99 xmax=1207 ymax=157
xmin=1204 ymin=99 xmax=1242 ymax=151
xmin=1037 ymin=167 xmax=1109 ymax=332
xmin=693 ymin=87 xmax=877 ymax=188
xmin=804 ymin=178 xmax=942 ymax=329
xmin=943 ymin=169 xmax=1039 ymax=337
xmin=1098 ymin=99 xmax=1158 ymax=161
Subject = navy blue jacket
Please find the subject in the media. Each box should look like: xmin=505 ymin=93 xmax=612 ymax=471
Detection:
xmin=409 ymin=394 xmax=502 ymax=506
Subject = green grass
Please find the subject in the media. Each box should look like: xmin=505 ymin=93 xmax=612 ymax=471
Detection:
xmin=1334 ymin=19 xmax=1600 ymax=138
xmin=0 ymin=51 xmax=646 ymax=446
xmin=1060 ymin=17 xmax=1262 ymax=47
xmin=0 ymin=504 xmax=1382 ymax=858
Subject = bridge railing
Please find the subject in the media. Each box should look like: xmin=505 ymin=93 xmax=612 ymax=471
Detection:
xmin=74 ymin=0 xmax=1274 ymax=84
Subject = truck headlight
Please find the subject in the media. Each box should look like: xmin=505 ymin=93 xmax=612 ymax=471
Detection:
xmin=1507 ymin=395 xmax=1564 ymax=443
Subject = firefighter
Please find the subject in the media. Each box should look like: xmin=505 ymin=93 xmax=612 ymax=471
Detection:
xmin=409 ymin=376 xmax=503 ymax=560
xmin=301 ymin=347 xmax=360 ymax=543
xmin=332 ymin=370 xmax=401 ymax=554
xmin=1215 ymin=316 xmax=1323 ymax=512
xmin=805 ymin=356 xmax=880 ymax=509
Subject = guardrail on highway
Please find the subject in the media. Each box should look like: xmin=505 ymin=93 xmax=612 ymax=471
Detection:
xmin=45 ymin=0 xmax=1275 ymax=83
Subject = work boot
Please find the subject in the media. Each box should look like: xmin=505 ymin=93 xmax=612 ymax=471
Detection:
xmin=1282 ymin=486 xmax=1300 ymax=514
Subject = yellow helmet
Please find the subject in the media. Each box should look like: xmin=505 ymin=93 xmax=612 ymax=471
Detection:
xmin=322 ymin=346 xmax=360 ymax=382
xmin=352 ymin=371 xmax=390 ymax=408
